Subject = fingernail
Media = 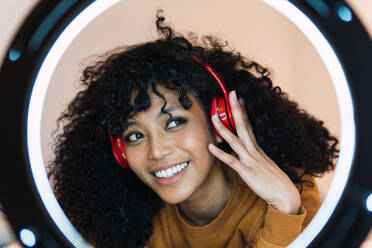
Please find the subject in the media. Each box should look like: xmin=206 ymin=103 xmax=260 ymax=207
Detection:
xmin=208 ymin=143 xmax=216 ymax=152
xmin=231 ymin=90 xmax=237 ymax=101
xmin=209 ymin=143 xmax=217 ymax=152
xmin=212 ymin=114 xmax=219 ymax=123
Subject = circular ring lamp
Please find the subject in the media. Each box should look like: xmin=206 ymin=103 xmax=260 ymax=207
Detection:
xmin=0 ymin=0 xmax=371 ymax=247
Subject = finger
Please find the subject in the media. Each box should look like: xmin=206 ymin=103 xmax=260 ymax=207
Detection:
xmin=211 ymin=114 xmax=251 ymax=161
xmin=235 ymin=94 xmax=272 ymax=159
xmin=238 ymin=97 xmax=258 ymax=146
xmin=208 ymin=143 xmax=251 ymax=173
xmin=229 ymin=91 xmax=259 ymax=149
xmin=228 ymin=91 xmax=253 ymax=149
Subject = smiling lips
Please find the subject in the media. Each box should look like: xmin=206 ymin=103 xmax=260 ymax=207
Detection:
xmin=154 ymin=161 xmax=189 ymax=178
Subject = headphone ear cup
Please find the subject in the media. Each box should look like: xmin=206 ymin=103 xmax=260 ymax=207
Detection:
xmin=210 ymin=96 xmax=236 ymax=138
xmin=110 ymin=136 xmax=130 ymax=169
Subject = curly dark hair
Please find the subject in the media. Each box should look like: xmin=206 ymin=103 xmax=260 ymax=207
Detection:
xmin=49 ymin=11 xmax=339 ymax=248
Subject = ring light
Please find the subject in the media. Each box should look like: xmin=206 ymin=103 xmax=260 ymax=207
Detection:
xmin=0 ymin=0 xmax=371 ymax=247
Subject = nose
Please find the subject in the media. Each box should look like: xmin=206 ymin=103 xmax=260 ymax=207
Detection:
xmin=147 ymin=132 xmax=174 ymax=160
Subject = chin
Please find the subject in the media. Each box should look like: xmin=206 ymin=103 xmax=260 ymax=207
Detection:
xmin=156 ymin=186 xmax=195 ymax=205
xmin=161 ymin=197 xmax=185 ymax=205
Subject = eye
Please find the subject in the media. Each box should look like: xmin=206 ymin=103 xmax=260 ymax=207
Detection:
xmin=124 ymin=132 xmax=144 ymax=142
xmin=166 ymin=117 xmax=187 ymax=129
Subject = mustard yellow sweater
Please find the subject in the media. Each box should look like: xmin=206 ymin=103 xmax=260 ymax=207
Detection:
xmin=145 ymin=172 xmax=321 ymax=248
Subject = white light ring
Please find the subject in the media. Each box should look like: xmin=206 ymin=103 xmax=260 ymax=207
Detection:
xmin=26 ymin=0 xmax=356 ymax=247
xmin=260 ymin=1 xmax=355 ymax=247
xmin=27 ymin=1 xmax=121 ymax=247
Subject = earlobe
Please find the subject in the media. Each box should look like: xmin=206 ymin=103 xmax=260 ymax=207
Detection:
xmin=216 ymin=134 xmax=223 ymax=143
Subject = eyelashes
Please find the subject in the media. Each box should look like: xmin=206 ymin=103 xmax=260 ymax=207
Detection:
xmin=166 ymin=117 xmax=187 ymax=130
xmin=123 ymin=117 xmax=188 ymax=144
xmin=124 ymin=132 xmax=144 ymax=142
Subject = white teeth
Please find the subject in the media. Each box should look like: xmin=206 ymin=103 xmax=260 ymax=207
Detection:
xmin=166 ymin=168 xmax=172 ymax=177
xmin=154 ymin=162 xmax=189 ymax=178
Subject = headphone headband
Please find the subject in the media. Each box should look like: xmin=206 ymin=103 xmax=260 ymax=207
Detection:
xmin=190 ymin=55 xmax=229 ymax=99
xmin=190 ymin=55 xmax=235 ymax=129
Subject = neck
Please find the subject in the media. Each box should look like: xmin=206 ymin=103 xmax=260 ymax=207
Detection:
xmin=177 ymin=164 xmax=234 ymax=226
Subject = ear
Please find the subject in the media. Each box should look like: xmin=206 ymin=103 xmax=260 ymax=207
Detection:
xmin=215 ymin=133 xmax=223 ymax=143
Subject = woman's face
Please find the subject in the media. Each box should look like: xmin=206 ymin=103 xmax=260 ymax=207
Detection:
xmin=123 ymin=86 xmax=221 ymax=204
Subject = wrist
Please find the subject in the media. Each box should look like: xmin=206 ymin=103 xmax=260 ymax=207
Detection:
xmin=273 ymin=191 xmax=301 ymax=214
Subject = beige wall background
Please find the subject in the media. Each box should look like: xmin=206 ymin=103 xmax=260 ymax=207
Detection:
xmin=0 ymin=0 xmax=371 ymax=247
xmin=41 ymin=0 xmax=340 ymax=200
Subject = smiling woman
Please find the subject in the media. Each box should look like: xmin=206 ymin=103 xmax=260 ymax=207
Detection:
xmin=123 ymin=88 xmax=220 ymax=205
xmin=0 ymin=0 xmax=371 ymax=248
xmin=48 ymin=12 xmax=339 ymax=247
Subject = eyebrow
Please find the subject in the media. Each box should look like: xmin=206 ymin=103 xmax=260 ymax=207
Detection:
xmin=158 ymin=105 xmax=181 ymax=117
xmin=126 ymin=105 xmax=182 ymax=127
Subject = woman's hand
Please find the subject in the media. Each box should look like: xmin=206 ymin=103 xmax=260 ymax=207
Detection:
xmin=208 ymin=90 xmax=301 ymax=214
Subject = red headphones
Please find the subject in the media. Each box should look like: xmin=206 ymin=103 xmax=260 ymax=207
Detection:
xmin=110 ymin=55 xmax=236 ymax=169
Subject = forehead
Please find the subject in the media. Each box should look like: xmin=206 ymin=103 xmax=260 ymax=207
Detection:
xmin=126 ymin=85 xmax=209 ymax=129
xmin=128 ymin=86 xmax=192 ymax=124
xmin=130 ymin=85 xmax=181 ymax=107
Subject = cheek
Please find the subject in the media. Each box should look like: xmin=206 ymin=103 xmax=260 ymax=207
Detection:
xmin=181 ymin=123 xmax=214 ymax=153
xmin=126 ymin=149 xmax=153 ymax=186
xmin=126 ymin=146 xmax=146 ymax=171
xmin=182 ymin=133 xmax=207 ymax=150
